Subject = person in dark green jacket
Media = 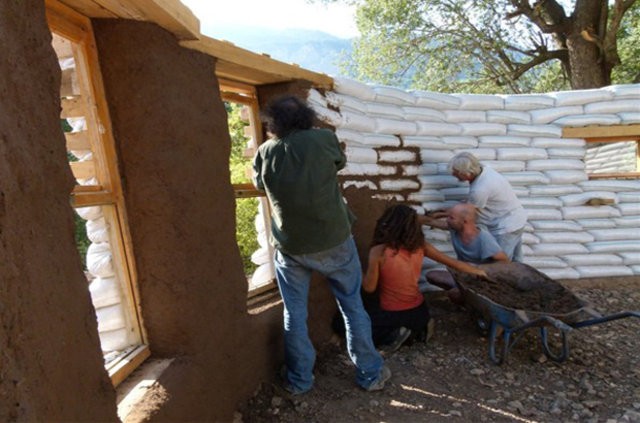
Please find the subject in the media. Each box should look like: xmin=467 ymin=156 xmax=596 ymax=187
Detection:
xmin=253 ymin=95 xmax=389 ymax=394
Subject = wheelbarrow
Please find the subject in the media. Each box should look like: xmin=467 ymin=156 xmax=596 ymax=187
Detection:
xmin=449 ymin=262 xmax=640 ymax=365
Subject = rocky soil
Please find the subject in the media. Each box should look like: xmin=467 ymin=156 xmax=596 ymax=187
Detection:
xmin=237 ymin=282 xmax=640 ymax=423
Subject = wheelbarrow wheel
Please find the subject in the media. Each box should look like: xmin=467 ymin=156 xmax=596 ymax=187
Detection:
xmin=540 ymin=327 xmax=569 ymax=362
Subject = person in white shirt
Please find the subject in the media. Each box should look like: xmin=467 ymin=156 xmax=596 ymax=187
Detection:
xmin=448 ymin=152 xmax=527 ymax=262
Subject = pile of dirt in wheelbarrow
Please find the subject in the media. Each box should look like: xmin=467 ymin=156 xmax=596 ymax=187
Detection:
xmin=452 ymin=262 xmax=584 ymax=314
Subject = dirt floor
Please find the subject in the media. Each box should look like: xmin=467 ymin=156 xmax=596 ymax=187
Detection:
xmin=237 ymin=280 xmax=640 ymax=422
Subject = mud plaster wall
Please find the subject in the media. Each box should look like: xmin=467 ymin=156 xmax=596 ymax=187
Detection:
xmin=93 ymin=20 xmax=337 ymax=421
xmin=0 ymin=2 xmax=117 ymax=421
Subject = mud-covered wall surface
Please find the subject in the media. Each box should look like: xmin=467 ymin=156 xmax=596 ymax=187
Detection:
xmin=92 ymin=20 xmax=337 ymax=421
xmin=0 ymin=2 xmax=118 ymax=421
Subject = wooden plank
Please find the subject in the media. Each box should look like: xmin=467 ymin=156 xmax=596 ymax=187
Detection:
xmin=132 ymin=0 xmax=200 ymax=40
xmin=108 ymin=345 xmax=150 ymax=387
xmin=215 ymin=61 xmax=291 ymax=87
xmin=219 ymin=79 xmax=257 ymax=96
xmin=46 ymin=0 xmax=95 ymax=40
xmin=563 ymin=124 xmax=640 ymax=139
xmin=181 ymin=37 xmax=334 ymax=88
xmin=221 ymin=91 xmax=255 ymax=105
xmin=588 ymin=171 xmax=640 ymax=180
xmin=70 ymin=160 xmax=96 ymax=180
xmin=93 ymin=0 xmax=146 ymax=19
xmin=66 ymin=131 xmax=92 ymax=150
xmin=60 ymin=68 xmax=80 ymax=97
xmin=61 ymin=96 xmax=86 ymax=118
xmin=57 ymin=0 xmax=118 ymax=18
xmin=71 ymin=188 xmax=114 ymax=207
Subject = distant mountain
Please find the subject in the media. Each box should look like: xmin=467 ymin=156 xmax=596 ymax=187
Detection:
xmin=203 ymin=25 xmax=354 ymax=76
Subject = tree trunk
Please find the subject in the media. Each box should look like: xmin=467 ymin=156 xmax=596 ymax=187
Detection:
xmin=566 ymin=0 xmax=611 ymax=89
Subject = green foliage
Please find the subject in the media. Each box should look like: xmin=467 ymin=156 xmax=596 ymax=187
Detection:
xmin=336 ymin=0 xmax=639 ymax=93
xmin=74 ymin=213 xmax=90 ymax=269
xmin=612 ymin=2 xmax=640 ymax=84
xmin=226 ymin=102 xmax=260 ymax=276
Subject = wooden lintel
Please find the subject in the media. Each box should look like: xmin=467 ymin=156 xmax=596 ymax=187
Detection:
xmin=181 ymin=37 xmax=334 ymax=89
xmin=108 ymin=345 xmax=151 ymax=388
xmin=221 ymin=91 xmax=256 ymax=105
xmin=588 ymin=172 xmax=640 ymax=180
xmin=70 ymin=187 xmax=115 ymax=207
xmin=563 ymin=124 xmax=640 ymax=139
xmin=219 ymin=79 xmax=256 ymax=96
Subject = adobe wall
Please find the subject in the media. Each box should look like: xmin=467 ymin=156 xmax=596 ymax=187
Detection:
xmin=0 ymin=2 xmax=118 ymax=421
xmin=309 ymin=79 xmax=640 ymax=282
xmin=92 ymin=20 xmax=336 ymax=421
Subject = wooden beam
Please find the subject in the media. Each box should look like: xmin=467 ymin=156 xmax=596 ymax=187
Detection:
xmin=61 ymin=96 xmax=86 ymax=118
xmin=219 ymin=79 xmax=257 ymax=96
xmin=181 ymin=37 xmax=334 ymax=89
xmin=56 ymin=0 xmax=118 ymax=18
xmin=588 ymin=172 xmax=640 ymax=180
xmin=133 ymin=0 xmax=200 ymax=40
xmin=108 ymin=345 xmax=151 ymax=388
xmin=66 ymin=130 xmax=92 ymax=151
xmin=70 ymin=160 xmax=96 ymax=180
xmin=563 ymin=124 xmax=640 ymax=139
xmin=71 ymin=187 xmax=115 ymax=207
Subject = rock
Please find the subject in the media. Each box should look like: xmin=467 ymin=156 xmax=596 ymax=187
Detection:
xmin=369 ymin=400 xmax=379 ymax=408
xmin=448 ymin=410 xmax=462 ymax=417
xmin=271 ymin=396 xmax=283 ymax=407
xmin=470 ymin=368 xmax=485 ymax=375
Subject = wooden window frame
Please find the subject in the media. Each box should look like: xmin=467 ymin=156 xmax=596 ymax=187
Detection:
xmin=563 ymin=124 xmax=640 ymax=180
xmin=220 ymin=80 xmax=278 ymax=298
xmin=46 ymin=0 xmax=148 ymax=387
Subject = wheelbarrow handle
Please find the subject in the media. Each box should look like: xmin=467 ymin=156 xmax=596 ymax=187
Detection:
xmin=571 ymin=310 xmax=640 ymax=329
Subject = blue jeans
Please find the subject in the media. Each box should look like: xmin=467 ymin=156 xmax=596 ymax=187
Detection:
xmin=274 ymin=236 xmax=384 ymax=392
xmin=494 ymin=229 xmax=524 ymax=262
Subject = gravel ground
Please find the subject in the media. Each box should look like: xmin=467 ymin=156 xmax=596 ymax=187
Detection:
xmin=237 ymin=282 xmax=640 ymax=423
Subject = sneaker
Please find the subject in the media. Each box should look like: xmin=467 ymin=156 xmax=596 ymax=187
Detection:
xmin=365 ymin=365 xmax=392 ymax=392
xmin=381 ymin=327 xmax=412 ymax=355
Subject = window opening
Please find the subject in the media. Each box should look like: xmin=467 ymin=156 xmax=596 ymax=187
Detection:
xmin=47 ymin=1 xmax=148 ymax=387
xmin=221 ymin=82 xmax=277 ymax=297
xmin=585 ymin=139 xmax=639 ymax=179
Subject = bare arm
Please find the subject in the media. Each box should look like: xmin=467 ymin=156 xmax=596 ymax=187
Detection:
xmin=418 ymin=214 xmax=449 ymax=230
xmin=492 ymin=251 xmax=510 ymax=262
xmin=423 ymin=242 xmax=487 ymax=278
xmin=363 ymin=244 xmax=386 ymax=293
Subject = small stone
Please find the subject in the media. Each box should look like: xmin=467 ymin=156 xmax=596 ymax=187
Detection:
xmin=271 ymin=397 xmax=283 ymax=407
xmin=583 ymin=400 xmax=602 ymax=409
xmin=470 ymin=368 xmax=485 ymax=375
xmin=633 ymin=403 xmax=640 ymax=410
xmin=369 ymin=400 xmax=379 ymax=408
xmin=448 ymin=410 xmax=462 ymax=417
xmin=453 ymin=402 xmax=462 ymax=408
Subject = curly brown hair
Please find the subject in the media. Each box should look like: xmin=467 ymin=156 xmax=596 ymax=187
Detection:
xmin=372 ymin=205 xmax=425 ymax=253
xmin=261 ymin=95 xmax=317 ymax=138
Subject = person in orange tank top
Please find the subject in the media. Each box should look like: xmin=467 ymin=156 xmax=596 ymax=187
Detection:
xmin=363 ymin=205 xmax=487 ymax=353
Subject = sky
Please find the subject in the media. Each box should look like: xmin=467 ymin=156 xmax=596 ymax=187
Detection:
xmin=180 ymin=0 xmax=359 ymax=39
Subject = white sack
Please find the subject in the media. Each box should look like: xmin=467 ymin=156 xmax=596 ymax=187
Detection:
xmin=507 ymin=124 xmax=562 ymax=137
xmin=408 ymin=190 xmax=445 ymax=202
xmin=332 ymin=77 xmax=376 ymax=100
xmin=538 ymin=268 xmax=580 ymax=280
xmin=402 ymin=106 xmax=446 ymax=121
xmin=561 ymin=254 xmax=623 ymax=267
xmin=373 ymin=85 xmax=417 ymax=105
xmin=561 ymin=206 xmax=620 ymax=219
xmin=416 ymin=122 xmax=463 ymax=136
xmin=554 ymin=114 xmax=621 ymax=126
xmin=527 ymin=159 xmax=584 ymax=171
xmin=345 ymin=146 xmax=378 ymax=164
xmin=578 ymin=180 xmax=640 ymax=192
xmin=524 ymin=208 xmax=563 ymax=221
xmin=616 ymin=203 xmax=640 ymax=216
xmin=444 ymin=110 xmax=486 ymax=123
xmin=546 ymin=148 xmax=586 ymax=159
xmin=364 ymin=133 xmax=401 ymax=147
xmin=307 ymin=88 xmax=327 ymax=107
xmin=89 ymin=277 xmax=122 ymax=309
xmin=522 ymin=232 xmax=540 ymax=245
xmin=402 ymin=136 xmax=446 ymax=149
xmin=586 ymin=240 xmax=640 ymax=253
xmin=251 ymin=263 xmax=275 ymax=288
xmin=454 ymin=148 xmax=496 ymax=160
xmin=486 ymin=110 xmax=531 ymax=124
xmin=618 ymin=252 xmax=640 ymax=265
xmin=576 ymin=218 xmax=616 ymax=229
xmin=530 ymin=106 xmax=583 ymax=124
xmin=551 ymin=88 xmax=613 ymax=106
xmin=528 ymin=185 xmax=582 ymax=196
xmin=453 ymin=94 xmax=504 ymax=110
xmin=375 ymin=118 xmax=417 ymax=135
xmin=502 ymin=94 xmax=554 ymax=110
xmin=341 ymin=111 xmax=377 ymax=132
xmin=614 ymin=216 xmax=640 ymax=227
xmin=325 ymin=91 xmax=368 ymax=111
xmin=523 ymin=256 xmax=567 ymax=268
xmin=584 ymin=99 xmax=640 ymax=114
xmin=420 ymin=150 xmax=455 ymax=163
xmin=618 ymin=112 xmax=640 ymax=124
xmin=86 ymin=242 xmax=114 ymax=278
xmin=343 ymin=180 xmax=377 ymax=190
xmin=531 ymin=137 xmax=586 ymax=148
xmin=497 ymin=148 xmax=547 ymax=161
xmin=530 ymin=220 xmax=583 ymax=232
xmin=503 ymin=172 xmax=550 ymax=185
xmin=380 ymin=179 xmax=420 ymax=191
xmin=86 ymin=217 xmax=110 ymax=243
xmin=96 ymin=303 xmax=126 ymax=332
xmin=340 ymin=163 xmax=396 ymax=176
xmin=412 ymin=91 xmax=461 ymax=109
xmin=478 ymin=135 xmax=530 ymax=147
xmin=441 ymin=136 xmax=479 ymax=148
xmin=336 ymin=128 xmax=364 ymax=145
xmin=544 ymin=170 xmax=588 ymax=184
xmin=481 ymin=161 xmax=525 ymax=172
xmin=441 ymin=187 xmax=470 ymax=200
xmin=379 ymin=150 xmax=416 ymax=163
xmin=559 ymin=191 xmax=617 ymax=206
xmin=75 ymin=206 xmax=103 ymax=221
xmin=531 ymin=243 xmax=589 ymax=255
xmin=99 ymin=328 xmax=131 ymax=352
xmin=536 ymin=231 xmax=595 ymax=243
xmin=250 ymin=247 xmax=271 ymax=266
xmin=519 ymin=197 xmax=562 ymax=208
xmin=366 ymin=102 xmax=405 ymax=118
xmin=314 ymin=106 xmax=343 ymax=127
xmin=418 ymin=175 xmax=460 ymax=188
xmin=576 ymin=266 xmax=633 ymax=278
xmin=461 ymin=123 xmax=507 ymax=136
xmin=605 ymin=84 xmax=640 ymax=99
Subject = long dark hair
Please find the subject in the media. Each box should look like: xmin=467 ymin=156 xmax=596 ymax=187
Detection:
xmin=372 ymin=205 xmax=425 ymax=253
xmin=261 ymin=95 xmax=316 ymax=138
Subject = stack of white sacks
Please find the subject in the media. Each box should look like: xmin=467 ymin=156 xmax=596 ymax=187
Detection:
xmin=76 ymin=205 xmax=134 ymax=353
xmin=308 ymin=79 xmax=640 ymax=280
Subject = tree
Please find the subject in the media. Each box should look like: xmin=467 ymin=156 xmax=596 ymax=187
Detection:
xmin=320 ymin=0 xmax=638 ymax=93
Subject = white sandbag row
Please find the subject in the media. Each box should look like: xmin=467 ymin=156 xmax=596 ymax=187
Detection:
xmin=323 ymin=81 xmax=640 ymax=279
